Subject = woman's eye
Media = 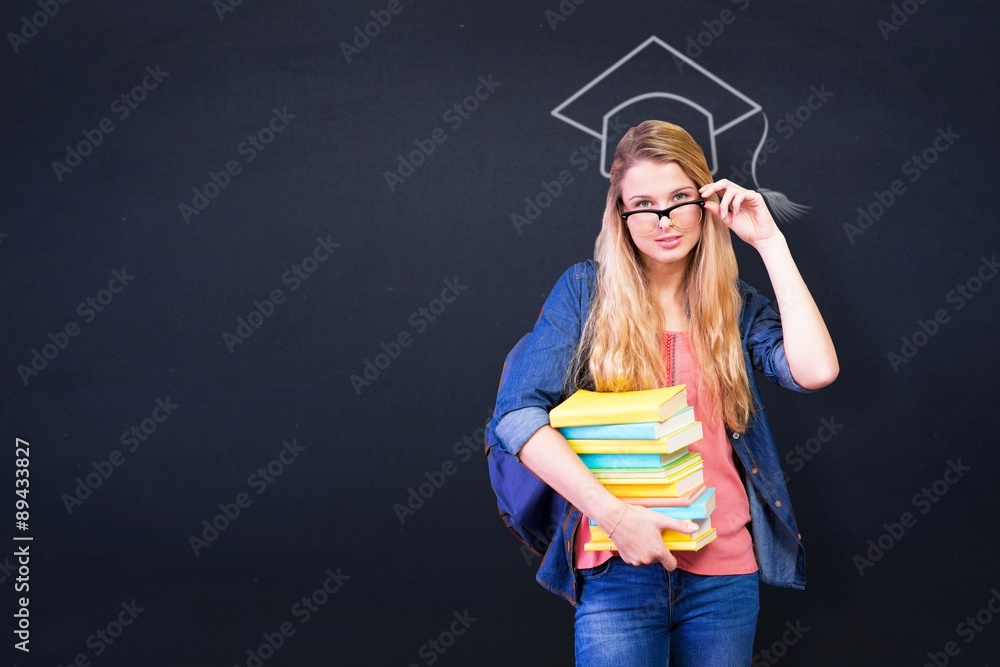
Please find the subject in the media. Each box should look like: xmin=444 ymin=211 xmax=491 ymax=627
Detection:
xmin=638 ymin=200 xmax=654 ymax=208
xmin=673 ymin=192 xmax=690 ymax=202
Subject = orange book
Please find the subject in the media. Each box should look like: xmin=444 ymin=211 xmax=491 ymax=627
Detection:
xmin=620 ymin=485 xmax=707 ymax=507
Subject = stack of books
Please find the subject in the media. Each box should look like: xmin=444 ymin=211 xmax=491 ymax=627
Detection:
xmin=549 ymin=386 xmax=717 ymax=552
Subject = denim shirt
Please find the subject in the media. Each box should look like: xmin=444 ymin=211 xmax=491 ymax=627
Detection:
xmin=489 ymin=259 xmax=811 ymax=605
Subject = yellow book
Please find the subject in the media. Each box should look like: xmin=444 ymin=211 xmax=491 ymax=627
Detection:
xmin=549 ymin=386 xmax=687 ymax=428
xmin=568 ymin=422 xmax=703 ymax=454
xmin=584 ymin=528 xmax=717 ymax=552
xmin=603 ymin=468 xmax=705 ymax=498
xmin=591 ymin=517 xmax=713 ymax=544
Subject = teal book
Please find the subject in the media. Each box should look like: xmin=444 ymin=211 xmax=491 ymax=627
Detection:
xmin=579 ymin=447 xmax=689 ymax=471
xmin=590 ymin=488 xmax=717 ymax=525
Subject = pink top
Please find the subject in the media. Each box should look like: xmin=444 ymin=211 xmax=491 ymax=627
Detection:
xmin=574 ymin=331 xmax=758 ymax=575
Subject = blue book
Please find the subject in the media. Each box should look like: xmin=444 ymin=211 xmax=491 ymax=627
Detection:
xmin=559 ymin=406 xmax=695 ymax=440
xmin=590 ymin=488 xmax=716 ymax=525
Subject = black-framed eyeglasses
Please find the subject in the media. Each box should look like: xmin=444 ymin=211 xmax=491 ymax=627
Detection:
xmin=620 ymin=200 xmax=706 ymax=235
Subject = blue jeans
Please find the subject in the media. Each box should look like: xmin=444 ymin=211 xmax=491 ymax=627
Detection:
xmin=574 ymin=558 xmax=759 ymax=666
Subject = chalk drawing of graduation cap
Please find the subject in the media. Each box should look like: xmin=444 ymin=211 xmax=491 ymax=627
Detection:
xmin=552 ymin=36 xmax=808 ymax=222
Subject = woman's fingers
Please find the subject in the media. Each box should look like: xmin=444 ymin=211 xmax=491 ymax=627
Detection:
xmin=612 ymin=508 xmax=697 ymax=569
xmin=659 ymin=548 xmax=678 ymax=571
xmin=701 ymin=180 xmax=760 ymax=221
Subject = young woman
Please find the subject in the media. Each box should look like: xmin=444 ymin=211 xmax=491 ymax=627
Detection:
xmin=489 ymin=120 xmax=838 ymax=665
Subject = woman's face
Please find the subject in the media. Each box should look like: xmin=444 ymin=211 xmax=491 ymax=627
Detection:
xmin=619 ymin=159 xmax=704 ymax=273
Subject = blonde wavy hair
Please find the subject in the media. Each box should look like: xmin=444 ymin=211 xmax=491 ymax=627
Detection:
xmin=569 ymin=120 xmax=754 ymax=432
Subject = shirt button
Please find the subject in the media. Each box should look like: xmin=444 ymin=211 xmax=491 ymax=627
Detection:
xmin=774 ymin=500 xmax=782 ymax=507
xmin=751 ymin=467 xmax=759 ymax=475
xmin=732 ymin=432 xmax=740 ymax=439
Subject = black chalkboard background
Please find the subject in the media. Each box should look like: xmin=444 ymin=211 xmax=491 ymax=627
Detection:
xmin=2 ymin=1 xmax=999 ymax=665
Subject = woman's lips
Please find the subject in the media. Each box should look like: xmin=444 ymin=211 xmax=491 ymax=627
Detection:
xmin=655 ymin=236 xmax=681 ymax=249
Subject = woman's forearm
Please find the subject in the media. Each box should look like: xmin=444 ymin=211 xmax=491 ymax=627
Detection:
xmin=755 ymin=234 xmax=840 ymax=389
xmin=518 ymin=425 xmax=625 ymax=531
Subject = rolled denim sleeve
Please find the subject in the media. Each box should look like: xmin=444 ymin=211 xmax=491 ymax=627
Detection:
xmin=489 ymin=261 xmax=595 ymax=459
xmin=494 ymin=407 xmax=551 ymax=460
xmin=740 ymin=281 xmax=816 ymax=394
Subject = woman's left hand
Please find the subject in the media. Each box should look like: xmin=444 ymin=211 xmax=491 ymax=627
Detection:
xmin=699 ymin=180 xmax=780 ymax=248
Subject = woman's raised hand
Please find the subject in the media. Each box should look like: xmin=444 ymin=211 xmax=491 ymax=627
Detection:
xmin=700 ymin=179 xmax=781 ymax=248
